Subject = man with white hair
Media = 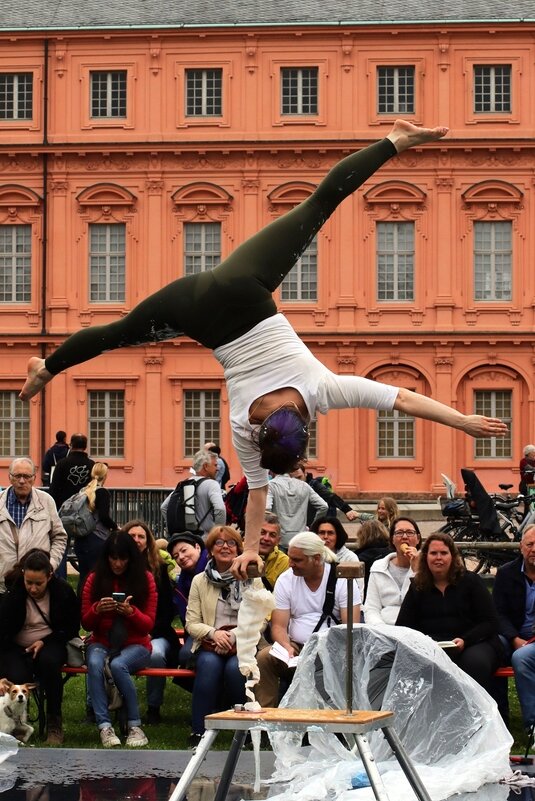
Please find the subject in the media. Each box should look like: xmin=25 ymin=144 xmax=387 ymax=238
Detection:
xmin=254 ymin=531 xmax=361 ymax=707
xmin=0 ymin=457 xmax=67 ymax=593
xmin=161 ymin=449 xmax=226 ymax=539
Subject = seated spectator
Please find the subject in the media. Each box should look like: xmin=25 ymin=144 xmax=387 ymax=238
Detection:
xmin=363 ymin=517 xmax=421 ymax=625
xmin=310 ymin=515 xmax=364 ymax=598
xmin=493 ymin=525 xmax=535 ymax=729
xmin=255 ymin=532 xmax=361 ymax=708
xmin=81 ymin=531 xmax=156 ymax=749
xmin=185 ymin=525 xmax=264 ymax=747
xmin=167 ymin=531 xmax=208 ymax=668
xmin=123 ymin=519 xmax=180 ymax=724
xmin=355 ymin=519 xmax=391 ymax=597
xmin=396 ymin=532 xmax=503 ymax=694
xmin=74 ymin=462 xmax=118 ymax=593
xmin=258 ymin=512 xmax=289 ymax=590
xmin=0 ymin=549 xmax=80 ymax=744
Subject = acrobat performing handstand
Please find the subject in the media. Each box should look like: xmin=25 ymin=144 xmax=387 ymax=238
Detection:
xmin=20 ymin=120 xmax=508 ymax=578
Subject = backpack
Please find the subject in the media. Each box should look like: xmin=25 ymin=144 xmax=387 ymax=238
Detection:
xmin=312 ymin=562 xmax=341 ymax=633
xmin=165 ymin=477 xmax=209 ymax=536
xmin=224 ymin=476 xmax=249 ymax=532
xmin=58 ymin=490 xmax=97 ymax=539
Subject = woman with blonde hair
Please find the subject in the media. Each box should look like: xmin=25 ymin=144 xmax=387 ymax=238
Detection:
xmin=74 ymin=462 xmax=118 ymax=592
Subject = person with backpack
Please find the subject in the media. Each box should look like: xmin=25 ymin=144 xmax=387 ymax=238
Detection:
xmin=67 ymin=462 xmax=118 ymax=592
xmin=254 ymin=532 xmax=361 ymax=707
xmin=20 ymin=121 xmax=507 ymax=580
xmin=161 ymin=450 xmax=225 ymax=540
xmin=41 ymin=430 xmax=70 ymax=487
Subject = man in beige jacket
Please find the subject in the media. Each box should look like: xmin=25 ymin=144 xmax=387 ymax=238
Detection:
xmin=0 ymin=457 xmax=67 ymax=593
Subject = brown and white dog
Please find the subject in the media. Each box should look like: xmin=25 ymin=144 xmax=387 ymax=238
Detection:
xmin=0 ymin=680 xmax=37 ymax=742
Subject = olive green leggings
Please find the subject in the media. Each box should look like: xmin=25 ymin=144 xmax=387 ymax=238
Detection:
xmin=46 ymin=138 xmax=396 ymax=374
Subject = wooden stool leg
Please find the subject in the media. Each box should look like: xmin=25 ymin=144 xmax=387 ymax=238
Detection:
xmin=381 ymin=726 xmax=433 ymax=801
xmin=168 ymin=729 xmax=219 ymax=801
xmin=213 ymin=729 xmax=247 ymax=801
xmin=353 ymin=733 xmax=391 ymax=801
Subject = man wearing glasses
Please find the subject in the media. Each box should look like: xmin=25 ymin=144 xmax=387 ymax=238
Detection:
xmin=0 ymin=457 xmax=67 ymax=594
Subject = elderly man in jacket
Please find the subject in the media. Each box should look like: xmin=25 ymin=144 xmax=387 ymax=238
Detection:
xmin=0 ymin=457 xmax=67 ymax=593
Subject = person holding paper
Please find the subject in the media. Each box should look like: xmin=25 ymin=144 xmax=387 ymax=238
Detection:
xmin=255 ymin=532 xmax=361 ymax=707
xmin=396 ymin=532 xmax=503 ymax=693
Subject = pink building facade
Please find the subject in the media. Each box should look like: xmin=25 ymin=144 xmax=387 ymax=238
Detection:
xmin=1 ymin=15 xmax=534 ymax=496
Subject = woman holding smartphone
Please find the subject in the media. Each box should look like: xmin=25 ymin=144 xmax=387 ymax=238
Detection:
xmin=81 ymin=530 xmax=157 ymax=748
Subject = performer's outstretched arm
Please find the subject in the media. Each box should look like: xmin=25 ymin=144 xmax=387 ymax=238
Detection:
xmin=393 ymin=388 xmax=508 ymax=438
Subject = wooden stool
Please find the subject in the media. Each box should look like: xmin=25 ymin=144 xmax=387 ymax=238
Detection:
xmin=168 ymin=706 xmax=432 ymax=801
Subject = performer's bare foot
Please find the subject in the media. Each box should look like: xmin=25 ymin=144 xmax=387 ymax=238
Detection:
xmin=387 ymin=119 xmax=449 ymax=153
xmin=19 ymin=357 xmax=53 ymax=400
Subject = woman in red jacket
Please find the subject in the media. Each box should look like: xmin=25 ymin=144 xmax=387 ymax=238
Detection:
xmin=81 ymin=530 xmax=156 ymax=749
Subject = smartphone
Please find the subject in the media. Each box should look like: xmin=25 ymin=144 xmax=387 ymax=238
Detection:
xmin=112 ymin=592 xmax=126 ymax=603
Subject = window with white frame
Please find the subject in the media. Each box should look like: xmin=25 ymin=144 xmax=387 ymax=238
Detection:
xmin=377 ymin=67 xmax=415 ymax=114
xmin=0 ymin=225 xmax=31 ymax=303
xmin=307 ymin=419 xmax=317 ymax=460
xmin=281 ymin=67 xmax=318 ymax=115
xmin=89 ymin=223 xmax=125 ymax=302
xmin=90 ymin=71 xmax=127 ymax=118
xmin=184 ymin=222 xmax=221 ymax=275
xmin=0 ymin=391 xmax=29 ymax=457
xmin=377 ymin=407 xmax=415 ymax=458
xmin=474 ymin=390 xmax=511 ymax=458
xmin=281 ymin=237 xmax=317 ymax=301
xmin=0 ymin=73 xmax=33 ymax=120
xmin=377 ymin=221 xmax=414 ymax=301
xmin=474 ymin=65 xmax=511 ymax=113
xmin=88 ymin=390 xmax=124 ymax=458
xmin=185 ymin=69 xmax=222 ymax=117
xmin=473 ymin=221 xmax=512 ymax=301
xmin=184 ymin=390 xmax=220 ymax=458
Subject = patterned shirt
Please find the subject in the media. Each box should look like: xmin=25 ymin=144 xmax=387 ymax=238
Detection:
xmin=6 ymin=486 xmax=31 ymax=528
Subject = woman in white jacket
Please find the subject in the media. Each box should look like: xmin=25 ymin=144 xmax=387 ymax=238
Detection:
xmin=363 ymin=517 xmax=421 ymax=625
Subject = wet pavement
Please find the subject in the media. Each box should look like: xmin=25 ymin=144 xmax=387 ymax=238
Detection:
xmin=0 ymin=746 xmax=534 ymax=800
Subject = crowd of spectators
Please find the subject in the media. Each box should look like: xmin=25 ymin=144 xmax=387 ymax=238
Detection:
xmin=0 ymin=446 xmax=530 ymax=751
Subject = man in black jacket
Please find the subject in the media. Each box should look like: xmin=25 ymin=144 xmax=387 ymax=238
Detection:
xmin=41 ymin=430 xmax=70 ymax=487
xmin=49 ymin=433 xmax=94 ymax=579
xmin=49 ymin=433 xmax=94 ymax=510
xmin=493 ymin=525 xmax=535 ymax=730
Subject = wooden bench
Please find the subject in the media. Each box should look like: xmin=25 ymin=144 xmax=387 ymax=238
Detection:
xmin=34 ymin=664 xmax=196 ymax=738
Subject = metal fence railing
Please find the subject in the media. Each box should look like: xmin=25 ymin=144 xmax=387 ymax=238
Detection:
xmin=108 ymin=487 xmax=172 ymax=538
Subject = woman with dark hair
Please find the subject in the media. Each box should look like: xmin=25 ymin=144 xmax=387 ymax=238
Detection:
xmin=310 ymin=516 xmax=360 ymax=564
xmin=122 ymin=519 xmax=180 ymax=724
xmin=81 ymin=530 xmax=157 ymax=748
xmin=0 ymin=549 xmax=80 ymax=744
xmin=396 ymin=532 xmax=503 ymax=692
xmin=19 ymin=121 xmax=507 ymax=579
xmin=363 ymin=517 xmax=421 ymax=624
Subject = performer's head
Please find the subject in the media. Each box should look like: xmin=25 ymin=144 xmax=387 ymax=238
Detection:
xmin=258 ymin=406 xmax=309 ymax=474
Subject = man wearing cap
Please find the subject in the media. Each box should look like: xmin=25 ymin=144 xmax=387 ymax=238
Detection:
xmin=167 ymin=531 xmax=209 ymax=669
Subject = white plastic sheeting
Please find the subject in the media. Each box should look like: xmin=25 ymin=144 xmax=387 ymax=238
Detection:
xmin=258 ymin=624 xmax=513 ymax=801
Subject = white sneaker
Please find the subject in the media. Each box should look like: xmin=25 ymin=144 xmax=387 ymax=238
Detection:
xmin=100 ymin=726 xmax=121 ymax=748
xmin=125 ymin=725 xmax=148 ymax=747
